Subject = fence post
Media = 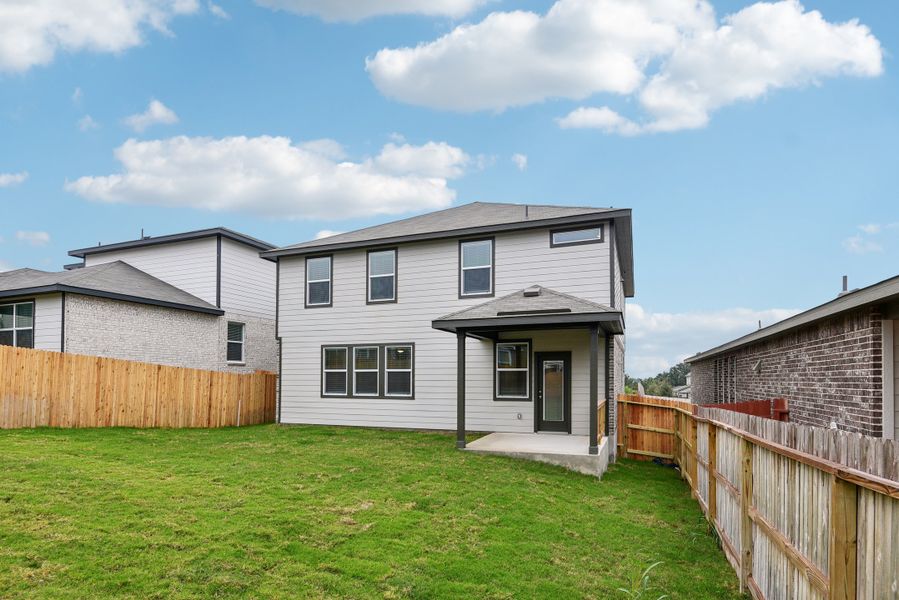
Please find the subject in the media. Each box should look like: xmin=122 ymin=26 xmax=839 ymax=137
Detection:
xmin=829 ymin=476 xmax=858 ymax=600
xmin=689 ymin=413 xmax=698 ymax=496
xmin=621 ymin=398 xmax=629 ymax=459
xmin=708 ymin=423 xmax=717 ymax=525
xmin=740 ymin=438 xmax=754 ymax=593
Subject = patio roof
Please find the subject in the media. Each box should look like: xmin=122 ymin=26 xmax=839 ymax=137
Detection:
xmin=431 ymin=285 xmax=624 ymax=335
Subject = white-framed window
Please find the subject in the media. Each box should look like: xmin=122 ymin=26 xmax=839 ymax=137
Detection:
xmin=0 ymin=301 xmax=35 ymax=349
xmin=368 ymin=249 xmax=396 ymax=303
xmin=496 ymin=341 xmax=530 ymax=400
xmin=306 ymin=255 xmax=332 ymax=307
xmin=353 ymin=346 xmax=379 ymax=396
xmin=460 ymin=238 xmax=493 ymax=296
xmin=226 ymin=322 xmax=245 ymax=363
xmin=385 ymin=345 xmax=413 ymax=397
xmin=551 ymin=226 xmax=603 ymax=246
xmin=322 ymin=347 xmax=348 ymax=396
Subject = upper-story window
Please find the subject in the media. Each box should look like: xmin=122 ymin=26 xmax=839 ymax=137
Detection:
xmin=550 ymin=225 xmax=604 ymax=247
xmin=367 ymin=249 xmax=396 ymax=303
xmin=460 ymin=238 xmax=493 ymax=297
xmin=0 ymin=301 xmax=34 ymax=349
xmin=306 ymin=255 xmax=332 ymax=307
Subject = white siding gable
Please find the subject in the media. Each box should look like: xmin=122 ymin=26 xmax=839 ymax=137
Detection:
xmin=84 ymin=238 xmax=218 ymax=305
xmin=219 ymin=238 xmax=276 ymax=319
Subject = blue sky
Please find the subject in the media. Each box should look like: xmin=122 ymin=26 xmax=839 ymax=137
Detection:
xmin=1 ymin=0 xmax=896 ymax=376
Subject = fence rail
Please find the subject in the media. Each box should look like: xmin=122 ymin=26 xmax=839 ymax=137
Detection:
xmin=0 ymin=345 xmax=276 ymax=429
xmin=617 ymin=393 xmax=899 ymax=600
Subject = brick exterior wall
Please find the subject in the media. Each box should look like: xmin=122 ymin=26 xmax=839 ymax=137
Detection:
xmin=64 ymin=294 xmax=278 ymax=373
xmin=610 ymin=333 xmax=625 ymax=460
xmin=690 ymin=306 xmax=883 ymax=436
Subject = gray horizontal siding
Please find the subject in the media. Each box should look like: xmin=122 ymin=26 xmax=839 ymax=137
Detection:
xmin=279 ymin=225 xmax=612 ymax=431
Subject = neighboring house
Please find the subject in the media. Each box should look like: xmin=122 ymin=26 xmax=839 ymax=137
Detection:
xmin=264 ymin=202 xmax=634 ymax=460
xmin=0 ymin=228 xmax=278 ymax=373
xmin=686 ymin=275 xmax=899 ymax=439
xmin=673 ymin=373 xmax=692 ymax=400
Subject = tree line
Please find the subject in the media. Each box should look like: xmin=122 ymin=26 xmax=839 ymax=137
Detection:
xmin=625 ymin=363 xmax=689 ymax=397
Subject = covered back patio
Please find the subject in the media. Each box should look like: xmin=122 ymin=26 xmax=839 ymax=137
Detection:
xmin=432 ymin=285 xmax=624 ymax=477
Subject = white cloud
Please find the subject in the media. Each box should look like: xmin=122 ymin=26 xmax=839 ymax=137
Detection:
xmin=842 ymin=222 xmax=898 ymax=254
xmin=254 ymin=0 xmax=486 ymax=22
xmin=557 ymin=106 xmax=642 ymax=136
xmin=843 ymin=235 xmax=882 ymax=255
xmin=65 ymin=135 xmax=468 ymax=220
xmin=368 ymin=0 xmax=883 ymax=134
xmin=374 ymin=141 xmax=470 ymax=178
xmin=16 ymin=230 xmax=51 ymax=247
xmin=78 ymin=115 xmax=99 ymax=131
xmin=0 ymin=0 xmax=199 ymax=73
xmin=511 ymin=153 xmax=527 ymax=171
xmin=208 ymin=1 xmax=229 ymax=18
xmin=626 ymin=302 xmax=801 ymax=377
xmin=858 ymin=223 xmax=881 ymax=235
xmin=0 ymin=172 xmax=28 ymax=187
xmin=0 ymin=259 xmax=14 ymax=273
xmin=124 ymin=99 xmax=179 ymax=132
xmin=72 ymin=87 xmax=83 ymax=104
xmin=314 ymin=229 xmax=345 ymax=240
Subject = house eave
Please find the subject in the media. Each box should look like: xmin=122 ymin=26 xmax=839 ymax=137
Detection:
xmin=0 ymin=285 xmax=224 ymax=316
xmin=68 ymin=227 xmax=276 ymax=261
xmin=685 ymin=273 xmax=899 ymax=364
xmin=432 ymin=311 xmax=625 ymax=335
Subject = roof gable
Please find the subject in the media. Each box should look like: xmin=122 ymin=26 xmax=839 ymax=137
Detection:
xmin=0 ymin=261 xmax=222 ymax=315
xmin=68 ymin=227 xmax=275 ymax=259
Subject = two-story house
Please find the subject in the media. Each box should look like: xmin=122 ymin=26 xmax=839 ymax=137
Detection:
xmin=264 ymin=202 xmax=634 ymax=470
xmin=0 ymin=227 xmax=278 ymax=373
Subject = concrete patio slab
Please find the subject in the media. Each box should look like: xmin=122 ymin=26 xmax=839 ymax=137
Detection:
xmin=466 ymin=433 xmax=609 ymax=478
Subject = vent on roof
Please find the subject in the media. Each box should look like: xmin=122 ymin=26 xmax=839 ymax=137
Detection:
xmin=497 ymin=308 xmax=572 ymax=316
xmin=523 ymin=285 xmax=541 ymax=297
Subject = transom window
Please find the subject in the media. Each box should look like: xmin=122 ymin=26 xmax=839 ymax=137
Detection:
xmin=0 ymin=301 xmax=34 ymax=349
xmin=368 ymin=249 xmax=396 ymax=302
xmin=551 ymin=226 xmax=603 ymax=247
xmin=460 ymin=239 xmax=493 ymax=297
xmin=496 ymin=341 xmax=530 ymax=400
xmin=306 ymin=256 xmax=332 ymax=307
xmin=321 ymin=344 xmax=414 ymax=398
xmin=226 ymin=322 xmax=245 ymax=363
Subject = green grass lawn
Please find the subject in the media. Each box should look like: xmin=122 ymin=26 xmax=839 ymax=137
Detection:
xmin=0 ymin=425 xmax=741 ymax=599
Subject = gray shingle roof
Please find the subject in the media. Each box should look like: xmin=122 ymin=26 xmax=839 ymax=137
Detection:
xmin=439 ymin=286 xmax=615 ymax=321
xmin=68 ymin=227 xmax=275 ymax=259
xmin=432 ymin=285 xmax=624 ymax=334
xmin=264 ymin=202 xmax=622 ymax=256
xmin=686 ymin=273 xmax=899 ymax=364
xmin=0 ymin=261 xmax=222 ymax=315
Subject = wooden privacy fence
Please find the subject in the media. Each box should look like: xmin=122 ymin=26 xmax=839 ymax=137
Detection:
xmin=617 ymin=393 xmax=899 ymax=600
xmin=0 ymin=345 xmax=276 ymax=429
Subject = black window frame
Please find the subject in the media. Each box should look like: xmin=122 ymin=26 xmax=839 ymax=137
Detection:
xmin=320 ymin=343 xmax=415 ymax=399
xmin=305 ymin=254 xmax=333 ymax=308
xmin=458 ymin=237 xmax=495 ymax=299
xmin=0 ymin=299 xmax=36 ymax=350
xmin=493 ymin=339 xmax=532 ymax=401
xmin=366 ymin=247 xmax=398 ymax=304
xmin=226 ymin=321 xmax=245 ymax=364
xmin=322 ymin=346 xmax=349 ymax=397
xmin=549 ymin=224 xmax=605 ymax=248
